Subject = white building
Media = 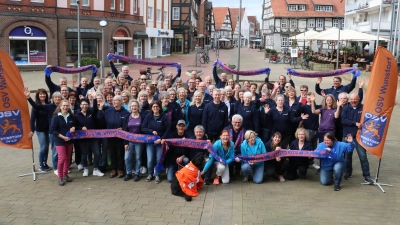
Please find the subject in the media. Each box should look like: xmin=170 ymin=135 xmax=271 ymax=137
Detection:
xmin=231 ymin=8 xmax=250 ymax=47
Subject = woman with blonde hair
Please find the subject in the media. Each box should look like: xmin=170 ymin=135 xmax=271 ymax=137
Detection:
xmin=176 ymin=87 xmax=190 ymax=125
xmin=239 ymin=130 xmax=266 ymax=183
xmin=188 ymin=90 xmax=205 ymax=133
xmin=120 ymin=90 xmax=131 ymax=110
xmin=287 ymin=128 xmax=313 ymax=180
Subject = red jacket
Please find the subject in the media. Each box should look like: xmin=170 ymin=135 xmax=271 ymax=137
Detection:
xmin=175 ymin=162 xmax=204 ymax=197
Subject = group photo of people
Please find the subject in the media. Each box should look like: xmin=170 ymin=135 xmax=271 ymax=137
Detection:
xmin=24 ymin=56 xmax=373 ymax=191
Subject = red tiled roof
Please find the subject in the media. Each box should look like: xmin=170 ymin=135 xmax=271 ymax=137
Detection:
xmin=230 ymin=8 xmax=245 ymax=33
xmin=286 ymin=0 xmax=308 ymax=4
xmin=270 ymin=0 xmax=344 ymax=18
xmin=213 ymin=7 xmax=230 ymax=30
xmin=248 ymin=16 xmax=257 ymax=24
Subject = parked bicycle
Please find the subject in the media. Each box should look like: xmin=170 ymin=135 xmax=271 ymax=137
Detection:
xmin=140 ymin=66 xmax=165 ymax=81
xmin=301 ymin=57 xmax=310 ymax=70
xmin=199 ymin=49 xmax=210 ymax=64
xmin=270 ymin=53 xmax=290 ymax=64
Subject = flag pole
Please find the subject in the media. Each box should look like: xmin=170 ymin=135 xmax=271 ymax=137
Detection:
xmin=19 ymin=139 xmax=48 ymax=181
xmin=360 ymin=159 xmax=393 ymax=193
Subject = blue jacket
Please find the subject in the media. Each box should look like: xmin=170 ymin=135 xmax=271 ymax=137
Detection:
xmin=267 ymin=106 xmax=297 ymax=135
xmin=240 ymin=137 xmax=266 ymax=166
xmin=235 ymin=103 xmax=259 ymax=133
xmin=76 ymin=70 xmax=97 ymax=97
xmin=202 ymin=101 xmax=229 ymax=135
xmin=315 ymin=77 xmax=356 ymax=100
xmin=176 ymin=98 xmax=191 ymax=126
xmin=301 ymin=104 xmax=321 ymax=131
xmin=110 ymin=61 xmax=133 ymax=81
xmin=45 ymin=74 xmax=75 ymax=97
xmin=264 ymin=76 xmax=295 ymax=95
xmin=341 ymin=103 xmax=363 ymax=137
xmin=203 ymin=93 xmax=214 ymax=105
xmin=50 ymin=113 xmax=76 ymax=146
xmin=212 ymin=66 xmax=227 ymax=88
xmin=141 ymin=112 xmax=170 ymax=139
xmin=258 ymin=99 xmax=276 ymax=130
xmin=97 ymin=107 xmax=130 ymax=129
xmin=75 ymin=104 xmax=98 ymax=130
xmin=316 ymin=141 xmax=355 ymax=171
xmin=188 ymin=103 xmax=205 ymax=132
xmin=203 ymin=140 xmax=235 ymax=172
xmin=163 ymin=102 xmax=183 ymax=130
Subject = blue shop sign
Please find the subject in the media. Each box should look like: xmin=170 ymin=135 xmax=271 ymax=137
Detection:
xmin=9 ymin=26 xmax=46 ymax=37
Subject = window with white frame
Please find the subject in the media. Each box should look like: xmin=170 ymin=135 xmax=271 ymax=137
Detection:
xmin=315 ymin=5 xmax=333 ymax=12
xmin=148 ymin=7 xmax=153 ymax=20
xmin=299 ymin=5 xmax=305 ymax=11
xmin=31 ymin=0 xmax=44 ymax=2
xmin=157 ymin=9 xmax=161 ymax=22
xmin=164 ymin=11 xmax=168 ymax=24
xmin=71 ymin=0 xmax=89 ymax=6
xmin=333 ymin=19 xmax=339 ymax=28
xmin=289 ymin=5 xmax=298 ymax=11
xmin=316 ymin=18 xmax=324 ymax=28
xmin=110 ymin=0 xmax=115 ymax=9
xmin=172 ymin=7 xmax=180 ymax=20
xmin=308 ymin=19 xmax=315 ymax=28
xmin=290 ymin=19 xmax=297 ymax=29
xmin=281 ymin=19 xmax=288 ymax=28
xmin=281 ymin=36 xmax=288 ymax=46
xmin=120 ymin=0 xmax=124 ymax=11
xmin=132 ymin=0 xmax=138 ymax=13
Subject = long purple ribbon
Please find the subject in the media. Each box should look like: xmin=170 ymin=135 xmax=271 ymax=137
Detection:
xmin=107 ymin=53 xmax=181 ymax=69
xmin=286 ymin=68 xmax=361 ymax=78
xmin=44 ymin=65 xmax=97 ymax=77
xmin=238 ymin=149 xmax=332 ymax=163
xmin=66 ymin=130 xmax=160 ymax=143
xmin=214 ymin=59 xmax=271 ymax=75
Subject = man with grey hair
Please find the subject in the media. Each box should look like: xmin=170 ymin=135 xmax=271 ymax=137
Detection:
xmin=224 ymin=114 xmax=245 ymax=179
xmin=212 ymin=64 xmax=227 ymax=88
xmin=110 ymin=58 xmax=133 ymax=81
xmin=45 ymin=65 xmax=76 ymax=97
xmin=197 ymin=82 xmax=213 ymax=104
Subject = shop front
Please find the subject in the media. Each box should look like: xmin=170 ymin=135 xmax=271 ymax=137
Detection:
xmin=9 ymin=26 xmax=47 ymax=65
xmin=65 ymin=28 xmax=102 ymax=66
xmin=133 ymin=31 xmax=148 ymax=59
xmin=145 ymin=27 xmax=173 ymax=58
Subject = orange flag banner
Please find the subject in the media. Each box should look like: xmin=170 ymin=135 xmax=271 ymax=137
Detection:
xmin=356 ymin=46 xmax=398 ymax=158
xmin=0 ymin=50 xmax=32 ymax=149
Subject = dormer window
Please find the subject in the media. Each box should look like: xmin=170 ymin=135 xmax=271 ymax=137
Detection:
xmin=315 ymin=5 xmax=333 ymax=12
xmin=288 ymin=4 xmax=305 ymax=11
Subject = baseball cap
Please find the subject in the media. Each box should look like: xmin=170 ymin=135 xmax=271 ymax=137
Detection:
xmin=177 ymin=120 xmax=186 ymax=126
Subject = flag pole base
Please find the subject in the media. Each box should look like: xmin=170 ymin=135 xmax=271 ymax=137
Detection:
xmin=360 ymin=179 xmax=393 ymax=193
xmin=19 ymin=163 xmax=49 ymax=181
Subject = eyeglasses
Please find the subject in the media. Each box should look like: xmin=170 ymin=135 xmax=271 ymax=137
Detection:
xmin=300 ymin=89 xmax=307 ymax=91
xmin=233 ymin=121 xmax=242 ymax=124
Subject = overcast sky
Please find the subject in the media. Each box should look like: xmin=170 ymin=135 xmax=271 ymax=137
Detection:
xmin=211 ymin=0 xmax=263 ymax=23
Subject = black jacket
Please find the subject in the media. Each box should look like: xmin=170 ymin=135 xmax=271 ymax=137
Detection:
xmin=50 ymin=114 xmax=76 ymax=146
xmin=141 ymin=112 xmax=170 ymax=139
xmin=288 ymin=139 xmax=313 ymax=165
xmin=202 ymin=101 xmax=229 ymax=135
xmin=97 ymin=107 xmax=130 ymax=129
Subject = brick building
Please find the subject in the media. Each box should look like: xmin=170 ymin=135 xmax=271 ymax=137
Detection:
xmin=0 ymin=0 xmax=146 ymax=71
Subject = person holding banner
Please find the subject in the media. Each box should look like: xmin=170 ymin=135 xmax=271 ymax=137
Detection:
xmin=45 ymin=68 xmax=76 ymax=97
xmin=212 ymin=65 xmax=227 ymax=88
xmin=316 ymin=133 xmax=355 ymax=191
xmin=49 ymin=100 xmax=77 ymax=186
xmin=240 ymin=130 xmax=266 ymax=184
xmin=287 ymin=128 xmax=313 ymax=180
xmin=264 ymin=132 xmax=289 ymax=182
xmin=202 ymin=129 xmax=236 ymax=185
xmin=141 ymin=100 xmax=170 ymax=184
xmin=341 ymin=93 xmax=373 ymax=183
xmin=97 ymin=95 xmax=130 ymax=178
xmin=224 ymin=114 xmax=245 ymax=179
xmin=315 ymin=76 xmax=356 ymax=101
xmin=25 ymin=88 xmax=63 ymax=175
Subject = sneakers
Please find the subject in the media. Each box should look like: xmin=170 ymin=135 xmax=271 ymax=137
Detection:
xmin=146 ymin=175 xmax=153 ymax=182
xmin=155 ymin=176 xmax=160 ymax=184
xmin=63 ymin=176 xmax=72 ymax=182
xmin=140 ymin=167 xmax=147 ymax=174
xmin=58 ymin=178 xmax=65 ymax=186
xmin=109 ymin=170 xmax=117 ymax=178
xmin=311 ymin=163 xmax=320 ymax=170
xmin=365 ymin=177 xmax=374 ymax=184
xmin=39 ymin=166 xmax=48 ymax=172
xmin=43 ymin=164 xmax=52 ymax=171
xmin=242 ymin=176 xmax=249 ymax=183
xmin=133 ymin=174 xmax=140 ymax=182
xmin=83 ymin=169 xmax=89 ymax=177
xmin=213 ymin=177 xmax=220 ymax=185
xmin=77 ymin=164 xmax=84 ymax=171
xmin=117 ymin=170 xmax=124 ymax=178
xmin=93 ymin=169 xmax=104 ymax=177
xmin=334 ymin=184 xmax=340 ymax=191
xmin=299 ymin=174 xmax=306 ymax=180
xmin=344 ymin=174 xmax=352 ymax=180
xmin=124 ymin=174 xmax=132 ymax=181
xmin=279 ymin=175 xmax=285 ymax=182
xmin=54 ymin=170 xmax=58 ymax=176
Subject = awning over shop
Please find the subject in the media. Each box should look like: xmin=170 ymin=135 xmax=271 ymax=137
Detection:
xmin=65 ymin=28 xmax=102 ymax=39
xmin=112 ymin=37 xmax=133 ymax=41
xmin=134 ymin=31 xmax=148 ymax=39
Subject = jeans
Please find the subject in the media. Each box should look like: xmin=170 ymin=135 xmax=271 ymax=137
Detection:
xmin=146 ymin=143 xmax=162 ymax=176
xmin=241 ymin=163 xmax=264 ymax=184
xmin=99 ymin=138 xmax=108 ymax=167
xmin=36 ymin=131 xmax=49 ymax=166
xmin=49 ymin=134 xmax=58 ymax=170
xmin=125 ymin=142 xmax=144 ymax=175
xmin=56 ymin=144 xmax=73 ymax=179
xmin=320 ymin=161 xmax=344 ymax=186
xmin=79 ymin=139 xmax=101 ymax=169
xmin=166 ymin=157 xmax=189 ymax=182
xmin=344 ymin=139 xmax=370 ymax=178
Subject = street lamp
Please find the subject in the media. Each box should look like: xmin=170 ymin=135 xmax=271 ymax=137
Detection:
xmin=99 ymin=20 xmax=107 ymax=79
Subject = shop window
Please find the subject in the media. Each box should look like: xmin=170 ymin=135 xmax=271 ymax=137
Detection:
xmin=71 ymin=0 xmax=89 ymax=6
xmin=66 ymin=39 xmax=97 ymax=63
xmin=162 ymin=38 xmax=170 ymax=55
xmin=151 ymin=37 xmax=156 ymax=50
xmin=10 ymin=40 xmax=47 ymax=65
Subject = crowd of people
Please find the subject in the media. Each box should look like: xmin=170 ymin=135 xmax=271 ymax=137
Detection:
xmin=24 ymin=58 xmax=373 ymax=191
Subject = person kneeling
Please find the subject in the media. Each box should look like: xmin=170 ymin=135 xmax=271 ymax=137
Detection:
xmin=316 ymin=132 xmax=355 ymax=191
xmin=240 ymin=130 xmax=266 ymax=184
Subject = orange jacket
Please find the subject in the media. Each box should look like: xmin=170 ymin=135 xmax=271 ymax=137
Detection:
xmin=175 ymin=162 xmax=204 ymax=197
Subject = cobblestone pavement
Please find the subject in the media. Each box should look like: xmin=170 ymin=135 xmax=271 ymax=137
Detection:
xmin=1 ymin=49 xmax=399 ymax=225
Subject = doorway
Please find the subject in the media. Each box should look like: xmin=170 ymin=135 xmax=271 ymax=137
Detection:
xmin=113 ymin=40 xmax=125 ymax=63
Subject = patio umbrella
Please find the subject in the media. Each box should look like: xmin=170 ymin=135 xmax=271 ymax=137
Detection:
xmin=311 ymin=29 xmax=388 ymax=41
xmin=290 ymin=30 xmax=318 ymax=40
xmin=219 ymin=38 xmax=230 ymax=41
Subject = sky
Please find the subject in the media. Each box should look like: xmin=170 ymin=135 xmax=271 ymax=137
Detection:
xmin=210 ymin=0 xmax=263 ymax=23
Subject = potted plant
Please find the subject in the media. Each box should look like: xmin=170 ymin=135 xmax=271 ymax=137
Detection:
xmin=339 ymin=46 xmax=355 ymax=68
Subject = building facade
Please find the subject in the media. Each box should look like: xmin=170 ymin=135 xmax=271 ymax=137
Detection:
xmin=0 ymin=0 xmax=146 ymax=70
xmin=231 ymin=8 xmax=249 ymax=47
xmin=261 ymin=0 xmax=345 ymax=53
xmin=211 ymin=7 xmax=233 ymax=48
